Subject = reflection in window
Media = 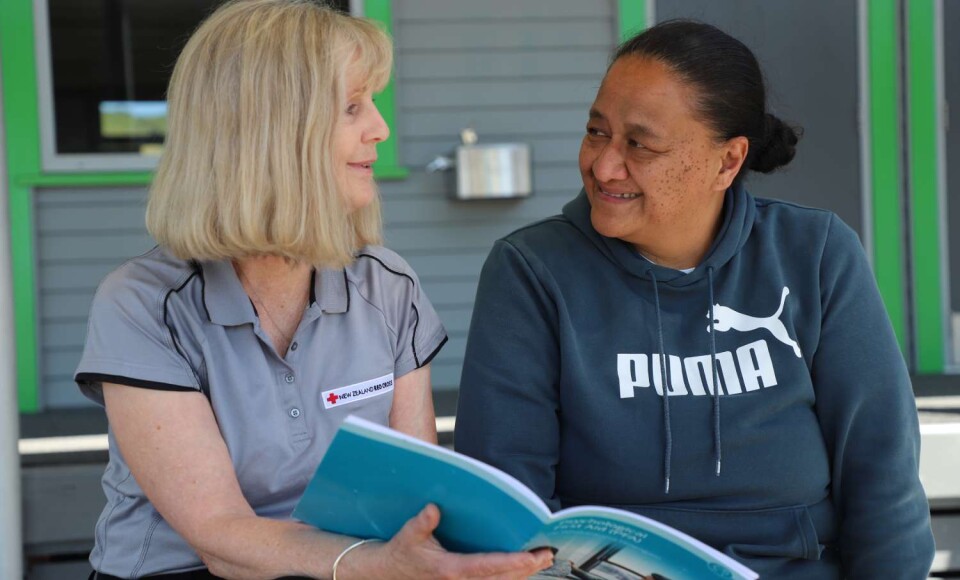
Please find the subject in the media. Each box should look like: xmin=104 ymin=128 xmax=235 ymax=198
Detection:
xmin=47 ymin=0 xmax=351 ymax=156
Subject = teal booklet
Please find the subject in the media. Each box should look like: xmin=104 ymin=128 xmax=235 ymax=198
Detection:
xmin=293 ymin=416 xmax=758 ymax=580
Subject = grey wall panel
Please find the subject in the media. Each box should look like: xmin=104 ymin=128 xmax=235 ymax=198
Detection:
xmin=34 ymin=0 xmax=614 ymax=407
xmin=654 ymin=0 xmax=863 ymax=236
xmin=400 ymin=79 xmax=602 ymax=109
xmin=397 ymin=50 xmax=610 ymax=81
xmin=382 ymin=192 xmax=576 ymax=226
xmin=402 ymin=136 xmax=583 ymax=166
xmin=399 ymin=20 xmax=612 ymax=51
xmin=393 ymin=0 xmax=613 ymax=21
xmin=399 ymin=108 xmax=590 ymax=138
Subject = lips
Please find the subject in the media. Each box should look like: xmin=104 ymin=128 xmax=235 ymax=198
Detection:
xmin=599 ymin=187 xmax=641 ymax=200
xmin=348 ymin=160 xmax=376 ymax=170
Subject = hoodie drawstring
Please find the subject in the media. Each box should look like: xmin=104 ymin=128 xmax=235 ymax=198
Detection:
xmin=648 ymin=269 xmax=672 ymax=494
xmin=707 ymin=267 xmax=721 ymax=477
xmin=648 ymin=267 xmax=722 ymax=495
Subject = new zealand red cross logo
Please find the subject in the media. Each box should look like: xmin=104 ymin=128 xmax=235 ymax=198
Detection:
xmin=326 ymin=393 xmax=339 ymax=405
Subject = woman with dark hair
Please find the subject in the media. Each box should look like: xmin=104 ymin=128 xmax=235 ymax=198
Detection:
xmin=456 ymin=20 xmax=934 ymax=578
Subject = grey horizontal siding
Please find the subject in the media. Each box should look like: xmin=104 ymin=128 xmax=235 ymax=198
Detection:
xmin=393 ymin=0 xmax=613 ymax=21
xmin=383 ymin=0 xmax=614 ymax=392
xmin=33 ymin=0 xmax=615 ymax=408
xmin=399 ymin=79 xmax=602 ymax=110
xmin=397 ymin=49 xmax=610 ymax=81
xmin=398 ymin=20 xmax=612 ymax=51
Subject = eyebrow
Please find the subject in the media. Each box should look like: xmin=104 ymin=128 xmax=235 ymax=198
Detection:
xmin=588 ymin=108 xmax=664 ymax=140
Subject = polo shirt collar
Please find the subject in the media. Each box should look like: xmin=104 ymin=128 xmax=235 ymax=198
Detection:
xmin=199 ymin=260 xmax=258 ymax=326
xmin=200 ymin=260 xmax=349 ymax=325
xmin=317 ymin=267 xmax=349 ymax=314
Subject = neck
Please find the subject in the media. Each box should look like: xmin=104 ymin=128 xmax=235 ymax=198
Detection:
xmin=233 ymin=256 xmax=312 ymax=299
xmin=233 ymin=256 xmax=312 ymax=355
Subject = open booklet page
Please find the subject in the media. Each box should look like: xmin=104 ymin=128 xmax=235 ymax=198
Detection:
xmin=293 ymin=416 xmax=757 ymax=580
xmin=527 ymin=506 xmax=756 ymax=580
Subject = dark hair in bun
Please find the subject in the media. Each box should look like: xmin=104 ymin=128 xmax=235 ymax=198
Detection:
xmin=750 ymin=113 xmax=801 ymax=173
xmin=614 ymin=20 xmax=802 ymax=179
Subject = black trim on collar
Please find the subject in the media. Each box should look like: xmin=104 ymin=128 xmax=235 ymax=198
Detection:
xmin=76 ymin=373 xmax=198 ymax=393
xmin=310 ymin=269 xmax=317 ymax=306
xmin=343 ymin=269 xmax=351 ymax=313
xmin=192 ymin=260 xmax=212 ymax=323
xmin=356 ymin=253 xmax=421 ymax=366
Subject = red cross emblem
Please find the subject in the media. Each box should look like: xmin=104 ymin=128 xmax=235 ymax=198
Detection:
xmin=326 ymin=393 xmax=339 ymax=405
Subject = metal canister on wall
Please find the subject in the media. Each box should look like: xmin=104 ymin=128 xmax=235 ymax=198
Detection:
xmin=427 ymin=128 xmax=532 ymax=200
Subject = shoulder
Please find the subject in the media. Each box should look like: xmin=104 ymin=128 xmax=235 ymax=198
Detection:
xmin=94 ymin=246 xmax=201 ymax=315
xmin=351 ymin=245 xmax=420 ymax=285
xmin=752 ymin=196 xmax=858 ymax=249
xmin=498 ymin=215 xmax=587 ymax=263
xmin=751 ymin=196 xmax=865 ymax=275
xmin=502 ymin=215 xmax=579 ymax=247
xmin=752 ymin=196 xmax=835 ymax=229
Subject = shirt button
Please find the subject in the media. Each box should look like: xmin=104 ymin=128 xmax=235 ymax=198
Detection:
xmin=289 ymin=408 xmax=301 ymax=418
xmin=290 ymin=342 xmax=299 ymax=351
xmin=284 ymin=373 xmax=295 ymax=384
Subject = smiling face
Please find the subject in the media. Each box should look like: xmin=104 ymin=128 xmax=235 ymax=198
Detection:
xmin=579 ymin=56 xmax=747 ymax=268
xmin=333 ymin=65 xmax=390 ymax=211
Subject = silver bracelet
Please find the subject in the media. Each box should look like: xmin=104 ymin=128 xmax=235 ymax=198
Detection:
xmin=332 ymin=538 xmax=383 ymax=580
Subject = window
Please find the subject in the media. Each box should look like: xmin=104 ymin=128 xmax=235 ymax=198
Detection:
xmin=37 ymin=0 xmax=353 ymax=170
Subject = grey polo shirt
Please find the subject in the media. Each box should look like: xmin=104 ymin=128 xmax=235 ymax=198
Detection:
xmin=75 ymin=245 xmax=447 ymax=578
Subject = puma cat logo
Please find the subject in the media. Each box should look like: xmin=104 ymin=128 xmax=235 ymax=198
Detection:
xmin=708 ymin=287 xmax=802 ymax=358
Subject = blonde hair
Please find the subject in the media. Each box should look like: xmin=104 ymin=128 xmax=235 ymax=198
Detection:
xmin=146 ymin=0 xmax=392 ymax=268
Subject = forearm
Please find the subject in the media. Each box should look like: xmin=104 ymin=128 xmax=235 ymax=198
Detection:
xmin=192 ymin=514 xmax=377 ymax=580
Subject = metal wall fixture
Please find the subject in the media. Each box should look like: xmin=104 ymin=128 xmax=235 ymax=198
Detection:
xmin=427 ymin=128 xmax=532 ymax=200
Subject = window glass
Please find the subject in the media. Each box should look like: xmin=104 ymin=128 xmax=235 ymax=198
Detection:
xmin=47 ymin=0 xmax=350 ymax=156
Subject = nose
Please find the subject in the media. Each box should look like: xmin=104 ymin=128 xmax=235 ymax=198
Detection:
xmin=592 ymin=141 xmax=628 ymax=182
xmin=367 ymin=103 xmax=390 ymax=144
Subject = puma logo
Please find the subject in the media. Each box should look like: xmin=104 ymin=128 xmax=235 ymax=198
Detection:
xmin=708 ymin=287 xmax=802 ymax=358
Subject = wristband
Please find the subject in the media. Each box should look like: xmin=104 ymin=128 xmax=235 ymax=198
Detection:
xmin=332 ymin=538 xmax=383 ymax=580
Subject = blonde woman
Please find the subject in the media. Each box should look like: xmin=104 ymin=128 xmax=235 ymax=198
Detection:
xmin=75 ymin=1 xmax=552 ymax=579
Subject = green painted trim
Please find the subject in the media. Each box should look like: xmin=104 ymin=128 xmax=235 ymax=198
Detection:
xmin=868 ymin=0 xmax=907 ymax=353
xmin=907 ymin=0 xmax=944 ymax=372
xmin=8 ymin=184 xmax=39 ymax=412
xmin=364 ymin=0 xmax=405 ymax=177
xmin=617 ymin=0 xmax=648 ymax=42
xmin=18 ymin=171 xmax=154 ymax=187
xmin=2 ymin=0 xmax=42 ymax=412
xmin=373 ymin=165 xmax=409 ymax=180
xmin=0 ymin=0 xmax=42 ymax=175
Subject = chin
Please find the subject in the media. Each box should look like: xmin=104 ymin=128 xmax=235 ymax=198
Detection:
xmin=589 ymin=209 xmax=627 ymax=240
xmin=348 ymin=189 xmax=377 ymax=211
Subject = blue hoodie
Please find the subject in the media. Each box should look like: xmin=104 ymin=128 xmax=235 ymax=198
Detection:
xmin=455 ymin=185 xmax=934 ymax=578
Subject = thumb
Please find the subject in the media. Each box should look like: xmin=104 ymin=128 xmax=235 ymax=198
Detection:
xmin=400 ymin=503 xmax=441 ymax=542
